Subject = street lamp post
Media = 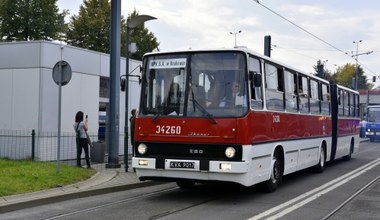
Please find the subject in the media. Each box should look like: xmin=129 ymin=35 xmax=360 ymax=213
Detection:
xmin=123 ymin=15 xmax=156 ymax=172
xmin=230 ymin=30 xmax=242 ymax=47
xmin=353 ymin=40 xmax=362 ymax=90
xmin=352 ymin=40 xmax=373 ymax=90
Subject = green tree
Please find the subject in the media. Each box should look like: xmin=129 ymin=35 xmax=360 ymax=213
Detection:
xmin=66 ymin=0 xmax=111 ymax=53
xmin=334 ymin=63 xmax=372 ymax=89
xmin=0 ymin=0 xmax=67 ymax=41
xmin=66 ymin=1 xmax=159 ymax=60
xmin=123 ymin=9 xmax=159 ymax=60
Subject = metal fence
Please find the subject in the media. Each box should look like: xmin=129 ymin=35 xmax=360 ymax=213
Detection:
xmin=0 ymin=129 xmax=130 ymax=169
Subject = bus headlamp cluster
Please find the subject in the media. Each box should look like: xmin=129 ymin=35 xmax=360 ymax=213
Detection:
xmin=137 ymin=143 xmax=148 ymax=155
xmin=225 ymin=147 xmax=236 ymax=158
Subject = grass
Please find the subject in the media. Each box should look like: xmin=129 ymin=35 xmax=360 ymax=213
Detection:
xmin=0 ymin=158 xmax=96 ymax=197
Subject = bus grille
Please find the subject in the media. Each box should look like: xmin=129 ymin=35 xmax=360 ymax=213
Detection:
xmin=134 ymin=142 xmax=242 ymax=161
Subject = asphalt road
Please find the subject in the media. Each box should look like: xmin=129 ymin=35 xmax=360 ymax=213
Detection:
xmin=1 ymin=141 xmax=379 ymax=220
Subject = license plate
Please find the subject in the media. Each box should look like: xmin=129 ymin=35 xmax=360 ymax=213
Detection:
xmin=169 ymin=161 xmax=195 ymax=169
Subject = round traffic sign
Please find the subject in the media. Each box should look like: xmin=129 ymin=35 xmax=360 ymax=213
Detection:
xmin=52 ymin=60 xmax=72 ymax=86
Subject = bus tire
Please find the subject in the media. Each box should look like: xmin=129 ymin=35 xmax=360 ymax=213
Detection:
xmin=313 ymin=145 xmax=326 ymax=173
xmin=176 ymin=180 xmax=195 ymax=189
xmin=263 ymin=150 xmax=283 ymax=193
xmin=342 ymin=140 xmax=354 ymax=161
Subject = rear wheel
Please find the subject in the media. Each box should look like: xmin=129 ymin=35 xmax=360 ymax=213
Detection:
xmin=342 ymin=140 xmax=354 ymax=161
xmin=313 ymin=146 xmax=326 ymax=173
xmin=263 ymin=150 xmax=283 ymax=193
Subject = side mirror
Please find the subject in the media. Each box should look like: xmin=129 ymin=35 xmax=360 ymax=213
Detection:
xmin=254 ymin=74 xmax=262 ymax=87
xmin=249 ymin=71 xmax=262 ymax=87
xmin=120 ymin=78 xmax=126 ymax=91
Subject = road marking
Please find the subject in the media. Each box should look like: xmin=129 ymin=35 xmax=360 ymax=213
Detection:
xmin=247 ymin=158 xmax=380 ymax=220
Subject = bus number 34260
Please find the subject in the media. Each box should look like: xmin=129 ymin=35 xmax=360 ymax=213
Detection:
xmin=156 ymin=125 xmax=182 ymax=134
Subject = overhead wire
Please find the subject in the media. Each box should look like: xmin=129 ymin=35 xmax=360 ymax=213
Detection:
xmin=252 ymin=0 xmax=377 ymax=77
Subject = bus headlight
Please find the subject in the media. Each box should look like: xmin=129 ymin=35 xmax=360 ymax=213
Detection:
xmin=225 ymin=147 xmax=236 ymax=158
xmin=137 ymin=143 xmax=148 ymax=155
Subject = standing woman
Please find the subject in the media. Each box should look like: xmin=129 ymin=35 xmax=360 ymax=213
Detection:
xmin=74 ymin=111 xmax=91 ymax=168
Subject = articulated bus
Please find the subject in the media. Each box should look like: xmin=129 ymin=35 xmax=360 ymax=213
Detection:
xmin=132 ymin=48 xmax=360 ymax=191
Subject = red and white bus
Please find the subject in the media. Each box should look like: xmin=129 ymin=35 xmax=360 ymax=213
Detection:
xmin=132 ymin=48 xmax=360 ymax=191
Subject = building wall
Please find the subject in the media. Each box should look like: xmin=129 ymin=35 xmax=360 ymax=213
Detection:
xmin=0 ymin=68 xmax=40 ymax=130
xmin=0 ymin=41 xmax=141 ymax=160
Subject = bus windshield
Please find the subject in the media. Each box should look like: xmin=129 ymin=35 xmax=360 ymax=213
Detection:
xmin=367 ymin=107 xmax=380 ymax=122
xmin=140 ymin=52 xmax=248 ymax=118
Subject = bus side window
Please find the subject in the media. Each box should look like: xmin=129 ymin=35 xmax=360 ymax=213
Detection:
xmin=248 ymin=57 xmax=263 ymax=109
xmin=354 ymin=94 xmax=359 ymax=117
xmin=309 ymin=80 xmax=320 ymax=114
xmin=343 ymin=91 xmax=349 ymax=116
xmin=284 ymin=70 xmax=297 ymax=112
xmin=321 ymin=83 xmax=330 ymax=115
xmin=265 ymin=63 xmax=284 ymax=111
xmin=338 ymin=89 xmax=344 ymax=116
xmin=298 ymin=75 xmax=309 ymax=113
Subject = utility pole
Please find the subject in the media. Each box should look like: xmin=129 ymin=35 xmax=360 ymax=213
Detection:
xmin=106 ymin=0 xmax=121 ymax=168
xmin=352 ymin=40 xmax=373 ymax=90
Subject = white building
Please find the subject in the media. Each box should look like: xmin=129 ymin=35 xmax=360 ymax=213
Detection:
xmin=0 ymin=41 xmax=141 ymax=160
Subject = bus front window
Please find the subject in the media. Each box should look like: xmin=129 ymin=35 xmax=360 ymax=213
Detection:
xmin=140 ymin=52 xmax=248 ymax=118
xmin=368 ymin=107 xmax=380 ymax=122
xmin=140 ymin=55 xmax=187 ymax=116
xmin=188 ymin=52 xmax=248 ymax=117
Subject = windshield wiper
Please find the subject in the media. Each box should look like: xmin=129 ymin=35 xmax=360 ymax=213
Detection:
xmin=152 ymin=105 xmax=179 ymax=123
xmin=152 ymin=111 xmax=162 ymax=123
xmin=191 ymin=91 xmax=217 ymax=124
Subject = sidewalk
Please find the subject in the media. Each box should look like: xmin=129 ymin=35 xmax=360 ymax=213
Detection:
xmin=0 ymin=163 xmax=160 ymax=213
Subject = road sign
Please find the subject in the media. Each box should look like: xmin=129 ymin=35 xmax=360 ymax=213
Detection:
xmin=52 ymin=60 xmax=72 ymax=86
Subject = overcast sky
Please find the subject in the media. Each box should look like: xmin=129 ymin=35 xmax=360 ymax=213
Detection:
xmin=57 ymin=0 xmax=380 ymax=86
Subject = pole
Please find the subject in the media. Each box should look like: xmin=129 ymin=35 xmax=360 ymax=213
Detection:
xmin=31 ymin=129 xmax=35 ymax=161
xmin=57 ymin=62 xmax=62 ymax=173
xmin=355 ymin=41 xmax=359 ymax=90
xmin=106 ymin=0 xmax=121 ymax=168
xmin=122 ymin=15 xmax=156 ymax=172
xmin=124 ymin=27 xmax=130 ymax=172
xmin=230 ymin=30 xmax=241 ymax=47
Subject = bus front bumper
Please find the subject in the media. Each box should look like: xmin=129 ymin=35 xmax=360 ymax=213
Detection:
xmin=132 ymin=157 xmax=249 ymax=174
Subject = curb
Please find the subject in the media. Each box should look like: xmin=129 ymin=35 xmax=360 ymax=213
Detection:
xmin=0 ymin=180 xmax=164 ymax=213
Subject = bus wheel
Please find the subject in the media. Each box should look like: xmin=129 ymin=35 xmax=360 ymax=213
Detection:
xmin=313 ymin=146 xmax=325 ymax=173
xmin=176 ymin=180 xmax=195 ymax=189
xmin=263 ymin=150 xmax=283 ymax=193
xmin=342 ymin=140 xmax=354 ymax=161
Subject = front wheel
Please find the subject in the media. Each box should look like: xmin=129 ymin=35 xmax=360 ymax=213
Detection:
xmin=176 ymin=180 xmax=195 ymax=189
xmin=263 ymin=150 xmax=283 ymax=193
